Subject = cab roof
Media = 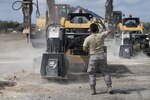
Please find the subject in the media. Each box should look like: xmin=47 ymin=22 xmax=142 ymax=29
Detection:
xmin=68 ymin=13 xmax=93 ymax=20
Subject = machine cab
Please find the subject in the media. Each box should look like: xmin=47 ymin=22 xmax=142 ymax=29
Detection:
xmin=67 ymin=13 xmax=93 ymax=24
xmin=123 ymin=18 xmax=140 ymax=28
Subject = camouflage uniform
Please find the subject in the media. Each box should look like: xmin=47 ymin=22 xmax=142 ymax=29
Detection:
xmin=88 ymin=54 xmax=112 ymax=87
xmin=83 ymin=31 xmax=112 ymax=87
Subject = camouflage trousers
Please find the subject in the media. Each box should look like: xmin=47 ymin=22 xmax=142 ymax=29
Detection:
xmin=87 ymin=54 xmax=112 ymax=87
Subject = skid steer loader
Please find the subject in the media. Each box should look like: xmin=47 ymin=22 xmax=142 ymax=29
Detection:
xmin=116 ymin=16 xmax=150 ymax=58
xmin=40 ymin=12 xmax=106 ymax=79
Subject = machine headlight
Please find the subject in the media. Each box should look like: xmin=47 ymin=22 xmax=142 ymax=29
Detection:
xmin=146 ymin=37 xmax=149 ymax=40
xmin=38 ymin=29 xmax=41 ymax=31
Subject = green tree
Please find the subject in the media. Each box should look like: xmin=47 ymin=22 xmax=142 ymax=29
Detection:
xmin=0 ymin=20 xmax=21 ymax=32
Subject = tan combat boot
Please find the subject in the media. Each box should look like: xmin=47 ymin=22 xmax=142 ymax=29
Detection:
xmin=107 ymin=84 xmax=113 ymax=94
xmin=90 ymin=86 xmax=96 ymax=95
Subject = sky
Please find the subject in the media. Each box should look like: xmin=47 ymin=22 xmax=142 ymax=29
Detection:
xmin=0 ymin=0 xmax=150 ymax=23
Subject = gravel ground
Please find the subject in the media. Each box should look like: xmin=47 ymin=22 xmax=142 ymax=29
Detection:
xmin=0 ymin=33 xmax=150 ymax=100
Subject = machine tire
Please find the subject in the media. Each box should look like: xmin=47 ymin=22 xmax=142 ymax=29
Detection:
xmin=31 ymin=42 xmax=37 ymax=48
xmin=119 ymin=45 xmax=123 ymax=57
xmin=147 ymin=53 xmax=150 ymax=56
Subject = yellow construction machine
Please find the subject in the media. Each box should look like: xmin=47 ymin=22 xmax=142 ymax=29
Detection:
xmin=36 ymin=16 xmax=46 ymax=32
xmin=116 ymin=15 xmax=150 ymax=58
xmin=118 ymin=16 xmax=143 ymax=33
xmin=40 ymin=9 xmax=106 ymax=78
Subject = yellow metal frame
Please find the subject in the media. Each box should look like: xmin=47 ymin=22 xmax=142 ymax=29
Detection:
xmin=36 ymin=16 xmax=46 ymax=30
xmin=60 ymin=17 xmax=94 ymax=29
xmin=60 ymin=16 xmax=93 ymax=64
xmin=118 ymin=20 xmax=143 ymax=33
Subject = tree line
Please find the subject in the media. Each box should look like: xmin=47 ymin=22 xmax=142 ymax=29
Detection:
xmin=0 ymin=20 xmax=149 ymax=33
xmin=0 ymin=21 xmax=23 ymax=33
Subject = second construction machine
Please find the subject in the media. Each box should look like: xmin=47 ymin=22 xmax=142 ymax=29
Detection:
xmin=116 ymin=15 xmax=150 ymax=58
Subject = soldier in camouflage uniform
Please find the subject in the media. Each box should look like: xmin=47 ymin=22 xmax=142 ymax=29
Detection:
xmin=83 ymin=23 xmax=113 ymax=95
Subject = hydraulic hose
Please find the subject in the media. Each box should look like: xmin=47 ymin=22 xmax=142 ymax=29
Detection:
xmin=12 ymin=1 xmax=23 ymax=11
xmin=12 ymin=0 xmax=40 ymax=18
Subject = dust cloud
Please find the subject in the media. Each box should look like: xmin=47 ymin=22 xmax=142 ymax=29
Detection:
xmin=0 ymin=33 xmax=44 ymax=77
xmin=105 ymin=38 xmax=149 ymax=66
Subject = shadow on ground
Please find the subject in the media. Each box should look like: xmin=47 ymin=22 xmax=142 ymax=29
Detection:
xmin=97 ymin=87 xmax=148 ymax=95
xmin=43 ymin=64 xmax=132 ymax=84
xmin=108 ymin=64 xmax=133 ymax=78
xmin=42 ymin=72 xmax=89 ymax=84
